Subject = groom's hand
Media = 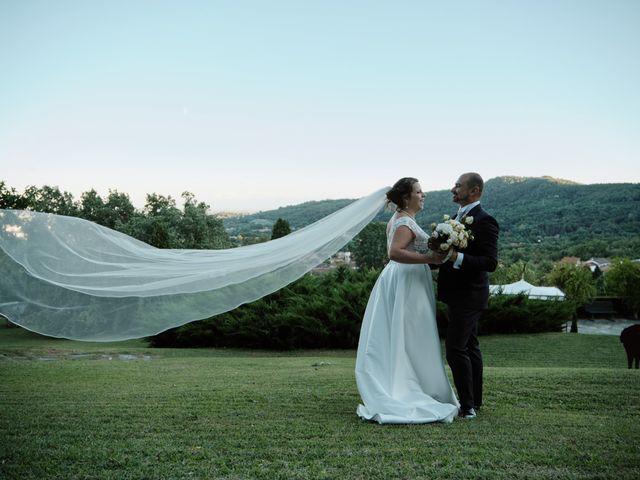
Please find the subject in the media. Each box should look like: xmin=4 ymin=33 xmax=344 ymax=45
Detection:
xmin=430 ymin=251 xmax=448 ymax=265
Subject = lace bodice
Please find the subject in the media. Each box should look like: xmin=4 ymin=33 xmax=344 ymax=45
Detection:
xmin=387 ymin=215 xmax=430 ymax=254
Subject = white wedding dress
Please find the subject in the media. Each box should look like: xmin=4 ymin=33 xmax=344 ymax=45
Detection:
xmin=355 ymin=215 xmax=459 ymax=423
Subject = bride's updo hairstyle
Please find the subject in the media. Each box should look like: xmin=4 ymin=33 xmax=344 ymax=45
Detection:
xmin=386 ymin=177 xmax=418 ymax=211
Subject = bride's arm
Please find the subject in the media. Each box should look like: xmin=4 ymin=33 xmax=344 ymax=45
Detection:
xmin=388 ymin=226 xmax=445 ymax=265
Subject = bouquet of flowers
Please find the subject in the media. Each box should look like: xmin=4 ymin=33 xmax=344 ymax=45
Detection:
xmin=428 ymin=214 xmax=474 ymax=253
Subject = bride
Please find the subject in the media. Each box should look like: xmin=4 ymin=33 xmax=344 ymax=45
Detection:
xmin=355 ymin=177 xmax=460 ymax=424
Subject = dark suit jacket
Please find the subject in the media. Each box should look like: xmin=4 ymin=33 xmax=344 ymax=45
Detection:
xmin=436 ymin=204 xmax=499 ymax=310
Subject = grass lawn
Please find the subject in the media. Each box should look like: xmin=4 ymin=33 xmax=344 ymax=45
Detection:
xmin=1 ymin=327 xmax=638 ymax=479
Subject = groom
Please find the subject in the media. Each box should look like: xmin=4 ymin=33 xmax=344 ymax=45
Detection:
xmin=437 ymin=173 xmax=499 ymax=419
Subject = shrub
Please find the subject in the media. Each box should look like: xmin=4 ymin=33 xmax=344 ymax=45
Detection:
xmin=150 ymin=275 xmax=574 ymax=349
xmin=435 ymin=294 xmax=572 ymax=338
xmin=148 ymin=267 xmax=379 ymax=349
xmin=479 ymin=294 xmax=573 ymax=334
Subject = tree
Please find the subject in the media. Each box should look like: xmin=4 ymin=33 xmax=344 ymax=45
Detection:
xmin=606 ymin=258 xmax=640 ymax=318
xmin=490 ymin=260 xmax=551 ymax=285
xmin=80 ymin=189 xmax=135 ymax=230
xmin=271 ymin=218 xmax=291 ymax=240
xmin=121 ymin=192 xmax=230 ymax=249
xmin=547 ymin=263 xmax=596 ymax=305
xmin=21 ymin=185 xmax=78 ymax=216
xmin=80 ymin=189 xmax=105 ymax=223
xmin=123 ymin=194 xmax=182 ymax=248
xmin=104 ymin=190 xmax=135 ymax=229
xmin=350 ymin=222 xmax=388 ymax=270
xmin=547 ymin=263 xmax=597 ymax=332
xmin=0 ymin=181 xmax=27 ymax=209
xmin=179 ymin=191 xmax=230 ymax=249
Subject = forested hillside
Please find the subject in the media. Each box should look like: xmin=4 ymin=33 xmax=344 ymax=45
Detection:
xmin=225 ymin=176 xmax=640 ymax=260
xmin=223 ymin=198 xmax=354 ymax=234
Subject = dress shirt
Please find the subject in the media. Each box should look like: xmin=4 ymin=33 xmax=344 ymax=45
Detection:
xmin=453 ymin=201 xmax=480 ymax=269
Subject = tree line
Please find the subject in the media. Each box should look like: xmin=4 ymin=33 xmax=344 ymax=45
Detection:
xmin=0 ymin=181 xmax=230 ymax=249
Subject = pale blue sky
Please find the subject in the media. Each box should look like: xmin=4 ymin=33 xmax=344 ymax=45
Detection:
xmin=1 ymin=0 xmax=638 ymax=211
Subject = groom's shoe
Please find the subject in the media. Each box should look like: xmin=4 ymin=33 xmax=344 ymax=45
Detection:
xmin=459 ymin=408 xmax=477 ymax=419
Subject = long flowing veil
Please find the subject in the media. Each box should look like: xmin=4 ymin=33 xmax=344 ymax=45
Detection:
xmin=0 ymin=187 xmax=389 ymax=341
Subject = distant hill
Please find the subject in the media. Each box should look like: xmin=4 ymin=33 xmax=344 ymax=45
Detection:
xmin=223 ymin=198 xmax=354 ymax=234
xmin=478 ymin=176 xmax=639 ymax=242
xmin=223 ymin=176 xmax=640 ymax=244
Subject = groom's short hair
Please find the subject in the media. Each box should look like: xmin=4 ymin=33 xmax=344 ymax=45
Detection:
xmin=463 ymin=172 xmax=484 ymax=194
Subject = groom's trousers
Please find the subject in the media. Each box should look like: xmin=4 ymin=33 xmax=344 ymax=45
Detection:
xmin=445 ymin=305 xmax=483 ymax=411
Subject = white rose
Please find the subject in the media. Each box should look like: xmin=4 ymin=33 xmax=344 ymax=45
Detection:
xmin=465 ymin=216 xmax=473 ymax=224
xmin=440 ymin=244 xmax=449 ymax=251
xmin=443 ymin=214 xmax=450 ymax=221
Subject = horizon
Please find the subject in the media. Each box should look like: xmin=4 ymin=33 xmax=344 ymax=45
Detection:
xmin=1 ymin=1 xmax=639 ymax=211
xmin=2 ymin=174 xmax=635 ymax=215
